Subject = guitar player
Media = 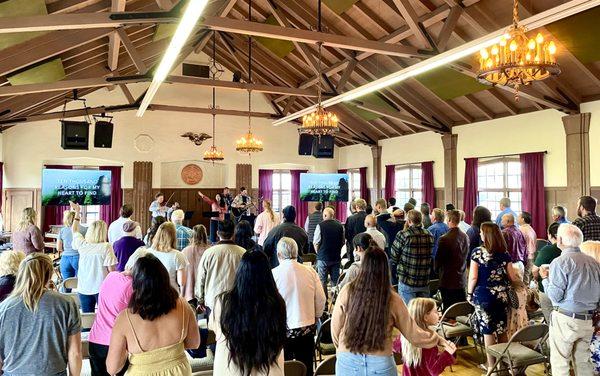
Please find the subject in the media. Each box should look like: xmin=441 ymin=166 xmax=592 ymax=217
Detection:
xmin=231 ymin=187 xmax=255 ymax=225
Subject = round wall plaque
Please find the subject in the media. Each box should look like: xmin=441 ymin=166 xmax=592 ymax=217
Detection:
xmin=181 ymin=164 xmax=203 ymax=185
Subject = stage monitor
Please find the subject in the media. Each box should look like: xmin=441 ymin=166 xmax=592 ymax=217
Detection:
xmin=42 ymin=169 xmax=112 ymax=206
xmin=299 ymin=173 xmax=349 ymax=202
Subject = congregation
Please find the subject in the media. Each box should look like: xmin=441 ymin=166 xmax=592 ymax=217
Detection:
xmin=1 ymin=193 xmax=600 ymax=376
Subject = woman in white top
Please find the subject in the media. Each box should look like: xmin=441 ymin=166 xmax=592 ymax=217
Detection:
xmin=126 ymin=222 xmax=188 ymax=294
xmin=211 ymin=250 xmax=286 ymax=376
xmin=254 ymin=200 xmax=279 ymax=247
xmin=71 ymin=203 xmax=117 ymax=313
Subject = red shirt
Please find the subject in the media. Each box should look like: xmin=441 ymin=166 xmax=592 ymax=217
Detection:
xmin=396 ymin=340 xmax=455 ymax=376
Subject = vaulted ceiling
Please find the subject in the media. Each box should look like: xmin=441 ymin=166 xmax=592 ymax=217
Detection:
xmin=0 ymin=0 xmax=599 ymax=147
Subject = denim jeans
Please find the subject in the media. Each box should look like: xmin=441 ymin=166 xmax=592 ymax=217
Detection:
xmin=60 ymin=255 xmax=79 ymax=292
xmin=336 ymin=352 xmax=397 ymax=376
xmin=397 ymin=282 xmax=429 ymax=305
xmin=79 ymin=293 xmax=98 ymax=313
xmin=317 ymin=260 xmax=340 ymax=309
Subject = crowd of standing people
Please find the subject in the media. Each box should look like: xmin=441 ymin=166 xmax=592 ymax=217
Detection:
xmin=1 ymin=191 xmax=600 ymax=376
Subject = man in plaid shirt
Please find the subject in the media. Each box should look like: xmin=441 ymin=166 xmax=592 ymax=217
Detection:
xmin=172 ymin=209 xmax=193 ymax=250
xmin=391 ymin=209 xmax=434 ymax=304
xmin=572 ymin=196 xmax=600 ymax=241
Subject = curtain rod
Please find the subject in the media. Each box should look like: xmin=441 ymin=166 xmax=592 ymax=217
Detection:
xmin=386 ymin=161 xmax=434 ymax=167
xmin=463 ymin=151 xmax=547 ymax=161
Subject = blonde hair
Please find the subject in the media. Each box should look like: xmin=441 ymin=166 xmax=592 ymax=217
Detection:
xmin=17 ymin=207 xmax=37 ymax=232
xmin=9 ymin=253 xmax=53 ymax=311
xmin=62 ymin=210 xmax=76 ymax=227
xmin=263 ymin=200 xmax=275 ymax=223
xmin=0 ymin=250 xmax=25 ymax=276
xmin=581 ymin=241 xmax=600 ymax=263
xmin=151 ymin=222 xmax=177 ymax=251
xmin=85 ymin=220 xmax=108 ymax=244
xmin=401 ymin=298 xmax=437 ymax=367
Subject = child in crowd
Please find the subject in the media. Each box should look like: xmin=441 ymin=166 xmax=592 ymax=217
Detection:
xmin=507 ymin=262 xmax=529 ymax=339
xmin=395 ymin=298 xmax=456 ymax=376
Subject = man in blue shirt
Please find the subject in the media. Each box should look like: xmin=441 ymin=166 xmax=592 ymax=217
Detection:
xmin=540 ymin=223 xmax=600 ymax=375
xmin=427 ymin=208 xmax=449 ymax=259
xmin=495 ymin=197 xmax=518 ymax=228
xmin=551 ymin=205 xmax=569 ymax=224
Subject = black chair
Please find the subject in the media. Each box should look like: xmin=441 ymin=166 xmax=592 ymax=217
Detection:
xmin=303 ymin=253 xmax=317 ymax=265
xmin=315 ymin=319 xmax=335 ymax=363
xmin=284 ymin=360 xmax=307 ymax=376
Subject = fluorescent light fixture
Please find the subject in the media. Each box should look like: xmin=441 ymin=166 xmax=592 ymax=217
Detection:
xmin=273 ymin=0 xmax=600 ymax=126
xmin=137 ymin=0 xmax=210 ymax=117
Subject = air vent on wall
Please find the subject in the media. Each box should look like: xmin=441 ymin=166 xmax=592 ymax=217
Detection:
xmin=182 ymin=63 xmax=210 ymax=78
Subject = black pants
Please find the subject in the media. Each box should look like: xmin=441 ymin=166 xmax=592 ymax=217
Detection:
xmin=284 ymin=333 xmax=315 ymax=376
xmin=209 ymin=219 xmax=218 ymax=244
xmin=89 ymin=342 xmax=128 ymax=376
xmin=439 ymin=287 xmax=467 ymax=312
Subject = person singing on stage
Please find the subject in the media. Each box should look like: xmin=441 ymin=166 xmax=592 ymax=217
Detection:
xmin=198 ymin=191 xmax=227 ymax=244
xmin=232 ymin=187 xmax=252 ymax=218
xmin=149 ymin=192 xmax=168 ymax=219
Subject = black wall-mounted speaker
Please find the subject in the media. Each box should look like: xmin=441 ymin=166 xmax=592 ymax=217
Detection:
xmin=298 ymin=133 xmax=314 ymax=156
xmin=312 ymin=135 xmax=335 ymax=159
xmin=61 ymin=120 xmax=89 ymax=150
xmin=94 ymin=121 xmax=114 ymax=148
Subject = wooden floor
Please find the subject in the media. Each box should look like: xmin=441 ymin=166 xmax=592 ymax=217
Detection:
xmin=398 ymin=346 xmax=547 ymax=376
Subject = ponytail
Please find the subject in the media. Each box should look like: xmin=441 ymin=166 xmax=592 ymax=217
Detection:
xmin=263 ymin=200 xmax=275 ymax=223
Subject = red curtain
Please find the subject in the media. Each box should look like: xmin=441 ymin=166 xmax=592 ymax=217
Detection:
xmin=359 ymin=167 xmax=369 ymax=204
xmin=463 ymin=158 xmax=478 ymax=224
xmin=258 ymin=169 xmax=273 ymax=212
xmin=290 ymin=170 xmax=308 ymax=227
xmin=336 ymin=169 xmax=348 ymax=223
xmin=0 ymin=162 xmax=3 ymax=214
xmin=520 ymin=152 xmax=547 ymax=236
xmin=43 ymin=165 xmax=72 ymax=232
xmin=385 ymin=164 xmax=396 ymax=202
xmin=421 ymin=161 xmax=435 ymax=207
xmin=100 ymin=166 xmax=123 ymax=225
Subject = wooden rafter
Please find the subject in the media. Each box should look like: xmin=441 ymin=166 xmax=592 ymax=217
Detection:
xmin=392 ymin=0 xmax=432 ymax=49
xmin=107 ymin=0 xmax=126 ymax=71
xmin=148 ymin=104 xmax=281 ymax=118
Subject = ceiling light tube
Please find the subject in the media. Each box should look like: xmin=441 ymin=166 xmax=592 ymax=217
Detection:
xmin=273 ymin=0 xmax=600 ymax=126
xmin=137 ymin=0 xmax=210 ymax=117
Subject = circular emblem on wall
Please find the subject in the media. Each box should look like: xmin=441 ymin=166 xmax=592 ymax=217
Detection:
xmin=181 ymin=164 xmax=203 ymax=185
xmin=134 ymin=134 xmax=154 ymax=153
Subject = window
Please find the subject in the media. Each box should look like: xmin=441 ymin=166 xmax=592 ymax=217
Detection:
xmin=272 ymin=171 xmax=292 ymax=213
xmin=347 ymin=169 xmax=362 ymax=215
xmin=80 ymin=205 xmax=100 ymax=225
xmin=394 ymin=165 xmax=422 ymax=206
xmin=477 ymin=158 xmax=522 ymax=219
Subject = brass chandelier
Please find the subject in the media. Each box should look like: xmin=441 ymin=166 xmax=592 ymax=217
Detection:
xmin=204 ymin=32 xmax=225 ymax=162
xmin=300 ymin=0 xmax=338 ymax=136
xmin=235 ymin=0 xmax=263 ymax=155
xmin=476 ymin=0 xmax=560 ymax=101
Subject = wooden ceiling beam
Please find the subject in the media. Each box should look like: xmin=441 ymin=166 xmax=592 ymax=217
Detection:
xmin=464 ymin=94 xmax=494 ymax=120
xmin=155 ymin=0 xmax=174 ymax=10
xmin=336 ymin=59 xmax=357 ymax=92
xmin=435 ymin=5 xmax=462 ymax=51
xmin=119 ymin=84 xmax=135 ymax=104
xmin=201 ymin=16 xmax=432 ymax=59
xmin=116 ymin=27 xmax=148 ymax=73
xmin=350 ymin=100 xmax=441 ymax=133
xmin=487 ymin=89 xmax=518 ymax=116
xmin=0 ymin=103 xmax=135 ymax=127
xmin=392 ymin=0 xmax=433 ymax=49
xmin=0 ymin=76 xmax=147 ymax=97
xmin=148 ymin=104 xmax=281 ymax=119
xmin=47 ymin=0 xmax=110 ymax=14
xmin=216 ymin=31 xmax=248 ymax=77
xmin=107 ymin=0 xmax=127 ymax=71
xmin=166 ymin=75 xmax=318 ymax=96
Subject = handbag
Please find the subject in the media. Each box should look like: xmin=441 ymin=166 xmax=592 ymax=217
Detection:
xmin=507 ymin=286 xmax=520 ymax=309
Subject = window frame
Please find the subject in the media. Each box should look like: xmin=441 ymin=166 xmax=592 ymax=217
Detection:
xmin=477 ymin=156 xmax=522 ymax=217
xmin=394 ymin=164 xmax=422 ymax=206
xmin=347 ymin=169 xmax=361 ymax=202
xmin=271 ymin=170 xmax=292 ymax=214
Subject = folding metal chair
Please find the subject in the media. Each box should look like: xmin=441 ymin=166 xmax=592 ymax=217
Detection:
xmin=485 ymin=324 xmax=549 ymax=376
xmin=314 ymin=355 xmax=336 ymax=376
xmin=315 ymin=319 xmax=335 ymax=364
xmin=437 ymin=301 xmax=482 ymax=369
xmin=284 ymin=360 xmax=307 ymax=376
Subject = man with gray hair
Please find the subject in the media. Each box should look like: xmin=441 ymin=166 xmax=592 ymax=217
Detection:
xmin=171 ymin=209 xmax=193 ymax=250
xmin=314 ymin=207 xmax=344 ymax=303
xmin=552 ymin=205 xmax=569 ymax=224
xmin=540 ymin=223 xmax=600 ymax=375
xmin=272 ymin=237 xmax=325 ymax=376
xmin=495 ymin=197 xmax=518 ymax=229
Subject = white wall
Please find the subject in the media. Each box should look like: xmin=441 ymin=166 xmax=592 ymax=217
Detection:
xmin=582 ymin=100 xmax=600 ymax=187
xmin=2 ymin=55 xmax=337 ymax=189
xmin=337 ymin=144 xmax=373 ymax=186
xmin=454 ymin=108 xmax=568 ymax=187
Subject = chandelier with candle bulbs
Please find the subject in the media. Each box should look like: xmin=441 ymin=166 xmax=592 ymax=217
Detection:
xmin=235 ymin=0 xmax=263 ymax=155
xmin=300 ymin=0 xmax=338 ymax=136
xmin=203 ymin=31 xmax=225 ymax=162
xmin=476 ymin=0 xmax=560 ymax=101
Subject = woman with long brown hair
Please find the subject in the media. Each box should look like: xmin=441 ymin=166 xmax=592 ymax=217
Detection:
xmin=467 ymin=221 xmax=518 ymax=372
xmin=181 ymin=224 xmax=209 ymax=304
xmin=332 ymin=246 xmax=446 ymax=375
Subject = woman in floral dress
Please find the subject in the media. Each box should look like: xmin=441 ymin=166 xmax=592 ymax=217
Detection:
xmin=467 ymin=222 xmax=519 ymax=372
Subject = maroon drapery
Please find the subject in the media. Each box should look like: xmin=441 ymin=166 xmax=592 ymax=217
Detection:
xmin=385 ymin=164 xmax=396 ymax=202
xmin=421 ymin=161 xmax=435 ymax=207
xmin=336 ymin=169 xmax=348 ymax=223
xmin=463 ymin=158 xmax=478 ymax=224
xmin=290 ymin=170 xmax=308 ymax=227
xmin=100 ymin=166 xmax=123 ymax=225
xmin=520 ymin=152 xmax=546 ymax=236
xmin=0 ymin=162 xmax=3 ymax=214
xmin=258 ymin=169 xmax=273 ymax=212
xmin=43 ymin=165 xmax=72 ymax=232
xmin=359 ymin=167 xmax=369 ymax=204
